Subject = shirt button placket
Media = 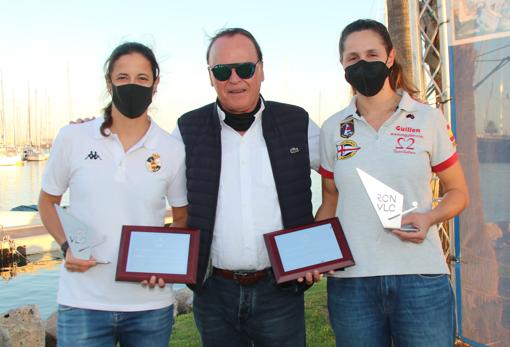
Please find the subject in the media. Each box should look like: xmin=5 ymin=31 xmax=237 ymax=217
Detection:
xmin=239 ymin=139 xmax=253 ymax=265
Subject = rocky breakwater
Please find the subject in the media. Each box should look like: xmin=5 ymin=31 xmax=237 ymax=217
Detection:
xmin=0 ymin=287 xmax=194 ymax=346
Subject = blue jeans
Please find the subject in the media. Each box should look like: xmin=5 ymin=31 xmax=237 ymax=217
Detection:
xmin=193 ymin=274 xmax=306 ymax=347
xmin=328 ymin=274 xmax=455 ymax=347
xmin=57 ymin=305 xmax=173 ymax=347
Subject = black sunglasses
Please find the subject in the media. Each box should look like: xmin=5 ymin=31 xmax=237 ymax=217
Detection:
xmin=209 ymin=61 xmax=260 ymax=81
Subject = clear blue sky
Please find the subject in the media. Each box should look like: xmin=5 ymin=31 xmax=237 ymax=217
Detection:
xmin=0 ymin=0 xmax=384 ymax=143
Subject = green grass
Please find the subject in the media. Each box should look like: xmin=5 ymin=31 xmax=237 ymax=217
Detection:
xmin=304 ymin=280 xmax=335 ymax=347
xmin=169 ymin=280 xmax=334 ymax=347
xmin=169 ymin=308 xmax=200 ymax=346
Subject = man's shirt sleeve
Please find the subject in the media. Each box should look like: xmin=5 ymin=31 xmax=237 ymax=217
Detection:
xmin=319 ymin=121 xmax=335 ymax=179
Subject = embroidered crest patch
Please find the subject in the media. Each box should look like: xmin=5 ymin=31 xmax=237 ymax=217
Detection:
xmin=146 ymin=153 xmax=161 ymax=172
xmin=340 ymin=119 xmax=355 ymax=138
xmin=336 ymin=140 xmax=361 ymax=160
xmin=447 ymin=123 xmax=456 ymax=146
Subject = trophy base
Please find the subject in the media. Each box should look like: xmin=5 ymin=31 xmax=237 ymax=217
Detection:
xmin=399 ymin=224 xmax=420 ymax=232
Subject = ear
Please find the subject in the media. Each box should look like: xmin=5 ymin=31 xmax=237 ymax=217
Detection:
xmin=107 ymin=81 xmax=112 ymax=95
xmin=152 ymin=76 xmax=160 ymax=95
xmin=387 ymin=48 xmax=396 ymax=69
xmin=260 ymin=62 xmax=265 ymax=82
xmin=208 ymin=68 xmax=214 ymax=87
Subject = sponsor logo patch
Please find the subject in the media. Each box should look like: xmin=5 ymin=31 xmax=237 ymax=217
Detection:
xmin=447 ymin=123 xmax=456 ymax=146
xmin=390 ymin=124 xmax=423 ymax=139
xmin=336 ymin=140 xmax=361 ymax=160
xmin=146 ymin=153 xmax=161 ymax=172
xmin=340 ymin=119 xmax=355 ymax=138
xmin=393 ymin=137 xmax=416 ymax=154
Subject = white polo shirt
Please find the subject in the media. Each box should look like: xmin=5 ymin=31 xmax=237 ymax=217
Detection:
xmin=320 ymin=91 xmax=457 ymax=277
xmin=42 ymin=117 xmax=188 ymax=311
xmin=172 ymin=100 xmax=320 ymax=270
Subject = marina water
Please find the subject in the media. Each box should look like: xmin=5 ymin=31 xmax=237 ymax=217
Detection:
xmin=3 ymin=161 xmax=509 ymax=320
xmin=0 ymin=162 xmax=322 ymax=319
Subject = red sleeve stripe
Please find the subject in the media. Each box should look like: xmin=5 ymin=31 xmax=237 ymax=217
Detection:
xmin=432 ymin=152 xmax=458 ymax=173
xmin=319 ymin=166 xmax=334 ymax=179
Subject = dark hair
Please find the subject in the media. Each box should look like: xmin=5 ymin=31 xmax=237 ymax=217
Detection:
xmin=339 ymin=19 xmax=418 ymax=97
xmin=100 ymin=42 xmax=160 ymax=136
xmin=206 ymin=28 xmax=263 ymax=64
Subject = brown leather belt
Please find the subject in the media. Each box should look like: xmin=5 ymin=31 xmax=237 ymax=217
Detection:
xmin=213 ymin=267 xmax=270 ymax=286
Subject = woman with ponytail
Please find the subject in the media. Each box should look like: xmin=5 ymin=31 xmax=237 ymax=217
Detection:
xmin=38 ymin=42 xmax=188 ymax=347
xmin=316 ymin=19 xmax=469 ymax=347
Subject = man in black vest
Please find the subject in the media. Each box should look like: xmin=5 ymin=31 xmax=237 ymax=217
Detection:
xmin=173 ymin=28 xmax=320 ymax=347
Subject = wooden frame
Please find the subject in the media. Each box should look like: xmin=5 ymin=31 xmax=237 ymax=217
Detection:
xmin=116 ymin=225 xmax=200 ymax=284
xmin=264 ymin=218 xmax=354 ymax=283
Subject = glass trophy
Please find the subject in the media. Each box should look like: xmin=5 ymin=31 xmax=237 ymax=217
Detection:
xmin=356 ymin=168 xmax=419 ymax=232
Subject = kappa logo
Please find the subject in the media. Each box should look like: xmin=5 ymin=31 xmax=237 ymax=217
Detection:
xmin=336 ymin=140 xmax=361 ymax=160
xmin=84 ymin=151 xmax=102 ymax=160
xmin=340 ymin=119 xmax=355 ymax=138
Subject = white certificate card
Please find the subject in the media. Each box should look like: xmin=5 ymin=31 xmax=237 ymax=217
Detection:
xmin=274 ymin=224 xmax=343 ymax=272
xmin=125 ymin=231 xmax=190 ymax=275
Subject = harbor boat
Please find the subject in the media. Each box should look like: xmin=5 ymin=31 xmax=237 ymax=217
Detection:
xmin=477 ymin=134 xmax=510 ymax=163
xmin=0 ymin=147 xmax=24 ymax=166
xmin=23 ymin=147 xmax=49 ymax=161
xmin=0 ymin=207 xmax=174 ymax=256
xmin=0 ymin=210 xmax=58 ymax=255
xmin=477 ymin=119 xmax=510 ymax=163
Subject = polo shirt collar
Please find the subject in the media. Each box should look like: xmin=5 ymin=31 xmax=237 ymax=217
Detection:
xmin=142 ymin=119 xmax=159 ymax=150
xmin=92 ymin=115 xmax=159 ymax=150
xmin=341 ymin=90 xmax=418 ymax=121
xmin=340 ymin=95 xmax=360 ymax=121
xmin=397 ymin=90 xmax=418 ymax=113
xmin=92 ymin=116 xmax=107 ymax=139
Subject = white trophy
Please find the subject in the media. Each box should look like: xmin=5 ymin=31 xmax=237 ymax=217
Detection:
xmin=356 ymin=168 xmax=419 ymax=231
xmin=55 ymin=204 xmax=106 ymax=260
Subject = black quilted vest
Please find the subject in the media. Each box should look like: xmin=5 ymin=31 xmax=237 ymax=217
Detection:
xmin=178 ymin=100 xmax=314 ymax=292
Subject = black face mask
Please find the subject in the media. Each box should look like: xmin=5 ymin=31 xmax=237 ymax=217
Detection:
xmin=220 ymin=98 xmax=262 ymax=131
xmin=344 ymin=59 xmax=389 ymax=97
xmin=111 ymin=84 xmax=153 ymax=119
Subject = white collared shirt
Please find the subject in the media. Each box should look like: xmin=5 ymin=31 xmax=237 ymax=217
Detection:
xmin=172 ymin=100 xmax=319 ymax=270
xmin=42 ymin=116 xmax=187 ymax=311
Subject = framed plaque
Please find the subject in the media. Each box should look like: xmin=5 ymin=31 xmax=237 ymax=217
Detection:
xmin=116 ymin=225 xmax=200 ymax=284
xmin=263 ymin=218 xmax=354 ymax=284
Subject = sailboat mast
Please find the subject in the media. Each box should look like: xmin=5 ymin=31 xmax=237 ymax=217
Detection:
xmin=27 ymin=82 xmax=32 ymax=147
xmin=12 ymin=95 xmax=17 ymax=147
xmin=0 ymin=71 xmax=5 ymax=145
xmin=66 ymin=63 xmax=72 ymax=120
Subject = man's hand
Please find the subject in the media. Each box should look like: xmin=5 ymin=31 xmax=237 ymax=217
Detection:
xmin=141 ymin=276 xmax=166 ymax=289
xmin=297 ymin=270 xmax=335 ymax=285
xmin=70 ymin=117 xmax=96 ymax=124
